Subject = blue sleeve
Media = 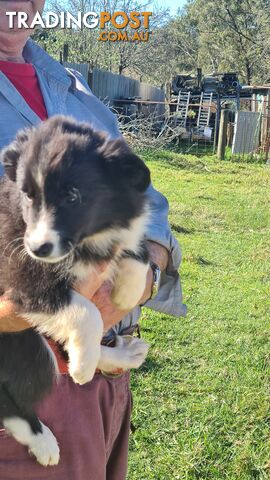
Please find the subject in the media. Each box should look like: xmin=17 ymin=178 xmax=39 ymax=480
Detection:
xmin=144 ymin=184 xmax=187 ymax=317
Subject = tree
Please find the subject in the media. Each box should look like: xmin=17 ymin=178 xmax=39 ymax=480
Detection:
xmin=33 ymin=0 xmax=270 ymax=87
xmin=40 ymin=0 xmax=170 ymax=80
xmin=187 ymin=0 xmax=270 ymax=84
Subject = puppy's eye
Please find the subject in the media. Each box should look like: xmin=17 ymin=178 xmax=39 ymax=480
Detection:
xmin=65 ymin=188 xmax=81 ymax=205
xmin=23 ymin=191 xmax=33 ymax=203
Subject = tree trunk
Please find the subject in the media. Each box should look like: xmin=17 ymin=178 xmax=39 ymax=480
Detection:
xmin=246 ymin=61 xmax=252 ymax=85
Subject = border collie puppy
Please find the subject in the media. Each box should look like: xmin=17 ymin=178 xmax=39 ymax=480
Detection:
xmin=0 ymin=116 xmax=150 ymax=466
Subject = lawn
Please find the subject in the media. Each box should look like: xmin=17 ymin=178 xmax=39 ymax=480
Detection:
xmin=128 ymin=151 xmax=270 ymax=480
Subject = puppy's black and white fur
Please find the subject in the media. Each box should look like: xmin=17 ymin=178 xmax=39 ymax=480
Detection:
xmin=0 ymin=116 xmax=150 ymax=466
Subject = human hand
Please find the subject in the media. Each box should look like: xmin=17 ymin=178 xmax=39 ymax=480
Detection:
xmin=72 ymin=261 xmax=111 ymax=299
xmin=0 ymin=293 xmax=30 ymax=333
xmin=74 ymin=241 xmax=169 ymax=333
xmin=91 ymin=266 xmax=154 ymax=333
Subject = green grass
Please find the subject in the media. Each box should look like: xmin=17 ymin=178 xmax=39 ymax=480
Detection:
xmin=128 ymin=151 xmax=270 ymax=480
xmin=224 ymin=146 xmax=267 ymax=164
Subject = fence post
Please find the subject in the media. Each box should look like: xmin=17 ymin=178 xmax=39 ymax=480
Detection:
xmin=217 ymin=109 xmax=230 ymax=160
xmin=63 ymin=43 xmax=69 ymax=63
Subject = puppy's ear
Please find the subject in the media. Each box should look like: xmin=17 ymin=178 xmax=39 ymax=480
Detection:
xmin=101 ymin=138 xmax=151 ymax=192
xmin=1 ymin=130 xmax=30 ymax=182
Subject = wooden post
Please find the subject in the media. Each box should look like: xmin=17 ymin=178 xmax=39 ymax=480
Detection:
xmin=264 ymin=91 xmax=270 ymax=161
xmin=63 ymin=43 xmax=69 ymax=63
xmin=217 ymin=109 xmax=230 ymax=160
xmin=213 ymin=94 xmax=221 ymax=152
xmin=88 ymin=69 xmax=93 ymax=89
xmin=165 ymin=82 xmax=171 ymax=119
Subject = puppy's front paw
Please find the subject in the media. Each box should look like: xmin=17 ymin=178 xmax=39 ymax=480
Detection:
xmin=112 ymin=259 xmax=149 ymax=310
xmin=116 ymin=336 xmax=149 ymax=370
xmin=68 ymin=342 xmax=100 ymax=385
xmin=111 ymin=285 xmax=144 ymax=310
xmin=69 ymin=364 xmax=95 ymax=385
xmin=66 ymin=307 xmax=103 ymax=385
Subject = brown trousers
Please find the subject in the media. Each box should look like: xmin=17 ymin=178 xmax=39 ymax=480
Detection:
xmin=0 ymin=372 xmax=131 ymax=480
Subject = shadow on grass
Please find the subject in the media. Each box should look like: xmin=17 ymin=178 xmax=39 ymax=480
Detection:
xmin=140 ymin=357 xmax=162 ymax=372
xmin=139 ymin=355 xmax=200 ymax=374
xmin=142 ymin=149 xmax=213 ymax=173
xmin=185 ymin=254 xmax=215 ymax=266
xmin=171 ymin=223 xmax=195 ymax=235
xmin=196 ymin=195 xmax=215 ymax=201
xmin=196 ymin=256 xmax=214 ymax=266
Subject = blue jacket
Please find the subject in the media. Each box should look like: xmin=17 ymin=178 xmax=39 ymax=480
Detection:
xmin=0 ymin=39 xmax=186 ymax=334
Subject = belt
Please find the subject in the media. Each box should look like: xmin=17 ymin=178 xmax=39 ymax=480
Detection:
xmin=46 ymin=324 xmax=140 ymax=377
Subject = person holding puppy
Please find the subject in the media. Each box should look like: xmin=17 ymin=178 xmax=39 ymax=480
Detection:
xmin=0 ymin=1 xmax=186 ymax=479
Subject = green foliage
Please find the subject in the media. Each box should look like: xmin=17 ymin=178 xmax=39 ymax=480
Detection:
xmin=128 ymin=150 xmax=270 ymax=479
xmin=224 ymin=146 xmax=267 ymax=164
xmin=34 ymin=0 xmax=270 ymax=86
xmin=37 ymin=0 xmax=171 ymax=79
xmin=187 ymin=0 xmax=269 ymax=84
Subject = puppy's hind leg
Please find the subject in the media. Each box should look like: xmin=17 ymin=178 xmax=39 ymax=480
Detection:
xmin=3 ymin=416 xmax=60 ymax=467
xmin=0 ymin=387 xmax=59 ymax=467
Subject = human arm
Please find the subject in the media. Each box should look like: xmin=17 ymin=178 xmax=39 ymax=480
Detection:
xmin=143 ymin=184 xmax=187 ymax=317
xmin=0 ymin=241 xmax=168 ymax=333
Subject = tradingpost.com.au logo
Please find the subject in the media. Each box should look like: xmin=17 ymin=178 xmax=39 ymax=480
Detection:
xmin=6 ymin=11 xmax=152 ymax=42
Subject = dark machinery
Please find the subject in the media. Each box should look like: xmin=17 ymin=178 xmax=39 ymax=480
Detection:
xmin=171 ymin=70 xmax=245 ymax=98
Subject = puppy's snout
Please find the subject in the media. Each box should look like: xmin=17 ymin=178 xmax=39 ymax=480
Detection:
xmin=29 ymin=242 xmax=53 ymax=258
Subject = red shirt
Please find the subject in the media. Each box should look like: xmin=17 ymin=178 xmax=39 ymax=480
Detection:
xmin=0 ymin=61 xmax=48 ymax=121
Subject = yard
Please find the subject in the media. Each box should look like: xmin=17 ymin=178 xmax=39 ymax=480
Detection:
xmin=128 ymin=151 xmax=270 ymax=479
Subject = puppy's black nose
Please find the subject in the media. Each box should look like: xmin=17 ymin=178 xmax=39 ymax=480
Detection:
xmin=32 ymin=242 xmax=53 ymax=258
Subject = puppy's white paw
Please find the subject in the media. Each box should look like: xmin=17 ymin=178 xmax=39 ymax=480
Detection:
xmin=111 ymin=284 xmax=144 ymax=310
xmin=69 ymin=367 xmax=95 ymax=385
xmin=3 ymin=417 xmax=60 ymax=468
xmin=119 ymin=337 xmax=149 ymax=369
xmin=69 ymin=353 xmax=97 ymax=385
xmin=115 ymin=336 xmax=149 ymax=370
xmin=68 ymin=340 xmax=101 ymax=385
xmin=112 ymin=258 xmax=149 ymax=310
xmin=29 ymin=424 xmax=60 ymax=467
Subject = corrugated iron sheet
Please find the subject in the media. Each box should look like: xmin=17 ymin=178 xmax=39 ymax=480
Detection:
xmin=232 ymin=111 xmax=261 ymax=154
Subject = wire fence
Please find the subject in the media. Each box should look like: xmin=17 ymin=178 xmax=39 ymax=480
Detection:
xmin=113 ymin=95 xmax=270 ymax=162
xmin=225 ymin=97 xmax=270 ymax=163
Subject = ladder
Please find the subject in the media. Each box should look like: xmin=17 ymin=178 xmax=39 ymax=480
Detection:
xmin=197 ymin=93 xmax=213 ymax=129
xmin=175 ymin=91 xmax=190 ymax=127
